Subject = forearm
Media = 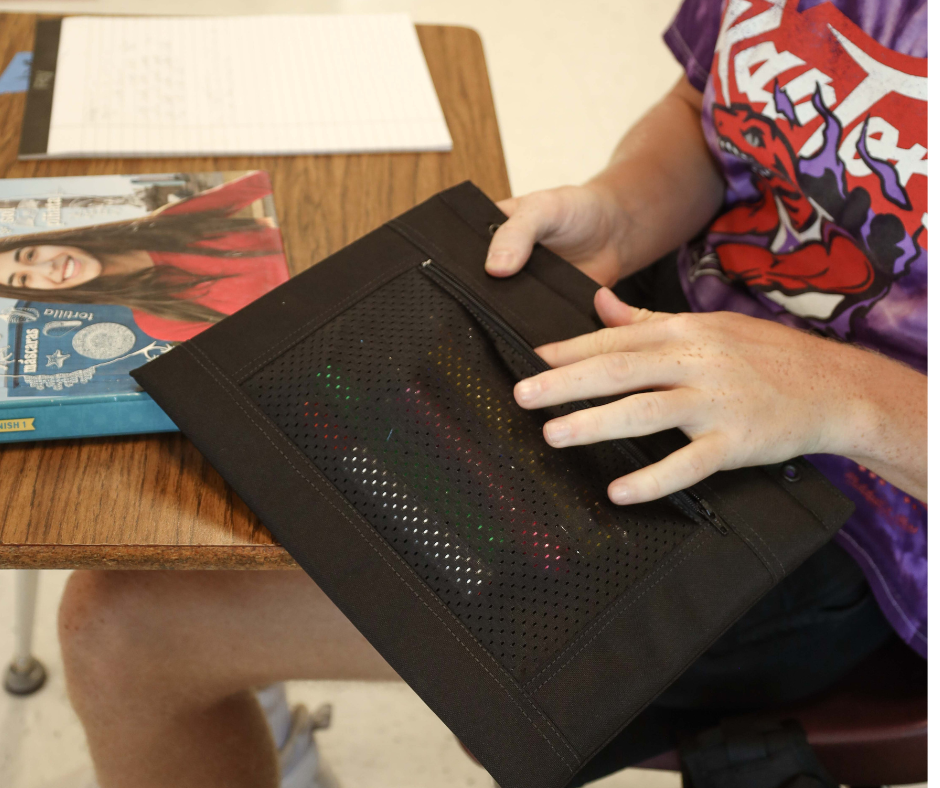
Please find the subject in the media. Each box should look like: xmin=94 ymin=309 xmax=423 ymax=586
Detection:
xmin=826 ymin=346 xmax=927 ymax=503
xmin=588 ymin=77 xmax=725 ymax=279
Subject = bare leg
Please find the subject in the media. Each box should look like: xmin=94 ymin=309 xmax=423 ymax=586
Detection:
xmin=58 ymin=570 xmax=398 ymax=788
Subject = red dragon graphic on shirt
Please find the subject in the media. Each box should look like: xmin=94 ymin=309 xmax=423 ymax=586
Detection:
xmin=706 ymin=86 xmax=918 ymax=322
xmin=692 ymin=0 xmax=927 ymax=329
xmin=711 ymin=101 xmax=877 ymax=296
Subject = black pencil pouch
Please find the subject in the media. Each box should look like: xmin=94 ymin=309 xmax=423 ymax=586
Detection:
xmin=132 ymin=182 xmax=853 ymax=788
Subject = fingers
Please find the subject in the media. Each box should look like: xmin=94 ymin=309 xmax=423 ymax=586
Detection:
xmin=541 ymin=390 xmax=694 ymax=448
xmin=536 ymin=290 xmax=674 ymax=366
xmin=515 ymin=350 xmax=680 ymax=408
xmin=607 ymin=435 xmax=726 ymax=505
xmin=535 ymin=319 xmax=670 ymax=368
xmin=485 ymin=192 xmax=566 ymax=277
xmin=594 ymin=287 xmax=664 ymax=328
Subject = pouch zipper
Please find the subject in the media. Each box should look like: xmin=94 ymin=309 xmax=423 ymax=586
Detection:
xmin=419 ymin=259 xmax=729 ymax=536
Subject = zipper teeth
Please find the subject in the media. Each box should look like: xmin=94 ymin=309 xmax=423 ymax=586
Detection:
xmin=419 ymin=260 xmax=726 ymax=534
xmin=421 ymin=258 xmax=657 ymax=474
xmin=421 ymin=259 xmax=548 ymax=373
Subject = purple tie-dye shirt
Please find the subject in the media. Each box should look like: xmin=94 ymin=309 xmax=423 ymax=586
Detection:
xmin=664 ymin=0 xmax=927 ymax=656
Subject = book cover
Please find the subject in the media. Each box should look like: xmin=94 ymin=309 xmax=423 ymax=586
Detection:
xmin=0 ymin=170 xmax=289 ymax=442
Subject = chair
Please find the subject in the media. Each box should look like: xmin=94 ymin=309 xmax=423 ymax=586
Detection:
xmin=4 ymin=569 xmax=47 ymax=695
xmin=637 ymin=637 xmax=927 ymax=786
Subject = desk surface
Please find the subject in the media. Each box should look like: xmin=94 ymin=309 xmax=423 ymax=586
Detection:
xmin=0 ymin=13 xmax=511 ymax=569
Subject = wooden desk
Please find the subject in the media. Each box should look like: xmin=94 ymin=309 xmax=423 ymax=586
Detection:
xmin=0 ymin=14 xmax=511 ymax=570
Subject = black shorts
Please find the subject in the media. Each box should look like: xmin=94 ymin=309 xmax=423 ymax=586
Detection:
xmin=570 ymin=257 xmax=895 ymax=785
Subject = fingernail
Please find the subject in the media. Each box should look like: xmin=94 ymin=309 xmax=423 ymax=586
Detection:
xmin=515 ymin=378 xmax=540 ymax=402
xmin=609 ymin=485 xmax=634 ymax=505
xmin=544 ymin=421 xmax=570 ymax=445
xmin=485 ymin=250 xmax=513 ymax=273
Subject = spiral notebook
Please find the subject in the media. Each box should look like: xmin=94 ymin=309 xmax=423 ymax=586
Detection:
xmin=19 ymin=14 xmax=453 ymax=159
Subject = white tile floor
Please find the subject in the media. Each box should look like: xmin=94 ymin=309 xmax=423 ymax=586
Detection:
xmin=0 ymin=1 xmax=927 ymax=787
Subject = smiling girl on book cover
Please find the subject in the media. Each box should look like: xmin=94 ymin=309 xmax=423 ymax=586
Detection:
xmin=0 ymin=170 xmax=288 ymax=341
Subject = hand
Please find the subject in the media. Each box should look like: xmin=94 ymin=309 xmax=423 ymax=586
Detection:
xmin=485 ymin=184 xmax=628 ymax=286
xmin=513 ymin=287 xmax=880 ymax=505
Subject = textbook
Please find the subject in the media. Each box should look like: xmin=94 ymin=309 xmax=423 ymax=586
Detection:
xmin=0 ymin=170 xmax=290 ymax=442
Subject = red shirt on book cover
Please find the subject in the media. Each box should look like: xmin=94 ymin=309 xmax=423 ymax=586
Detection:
xmin=132 ymin=171 xmax=290 ymax=342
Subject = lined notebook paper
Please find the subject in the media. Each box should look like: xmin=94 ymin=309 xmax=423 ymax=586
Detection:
xmin=19 ymin=14 xmax=453 ymax=159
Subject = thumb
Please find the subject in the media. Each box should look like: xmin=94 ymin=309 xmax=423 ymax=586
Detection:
xmin=486 ymin=192 xmax=566 ymax=278
xmin=495 ymin=197 xmax=520 ymax=217
xmin=594 ymin=286 xmax=660 ymax=327
xmin=485 ymin=202 xmax=544 ymax=277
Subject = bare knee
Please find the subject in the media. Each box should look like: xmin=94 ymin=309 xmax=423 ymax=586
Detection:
xmin=59 ymin=571 xmax=190 ymax=714
xmin=60 ymin=570 xmax=140 ymax=668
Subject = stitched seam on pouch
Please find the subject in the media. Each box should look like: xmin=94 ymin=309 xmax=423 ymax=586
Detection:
xmin=399 ymin=223 xmax=719 ymax=692
xmin=437 ymin=286 xmax=713 ymax=692
xmin=527 ymin=527 xmax=711 ymax=692
xmin=700 ymin=482 xmax=786 ymax=579
xmin=698 ymin=483 xmax=777 ymax=578
xmin=230 ymin=262 xmax=413 ymax=382
xmin=388 ymin=219 xmax=556 ymax=346
xmin=436 ymin=191 xmax=602 ymax=323
xmin=760 ymin=462 xmax=846 ymax=531
xmin=185 ymin=344 xmax=581 ymax=772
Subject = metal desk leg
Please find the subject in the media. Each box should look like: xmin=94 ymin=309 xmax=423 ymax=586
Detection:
xmin=4 ymin=570 xmax=47 ymax=695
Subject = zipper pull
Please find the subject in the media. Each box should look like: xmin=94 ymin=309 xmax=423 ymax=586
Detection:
xmin=696 ymin=499 xmax=729 ymax=536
